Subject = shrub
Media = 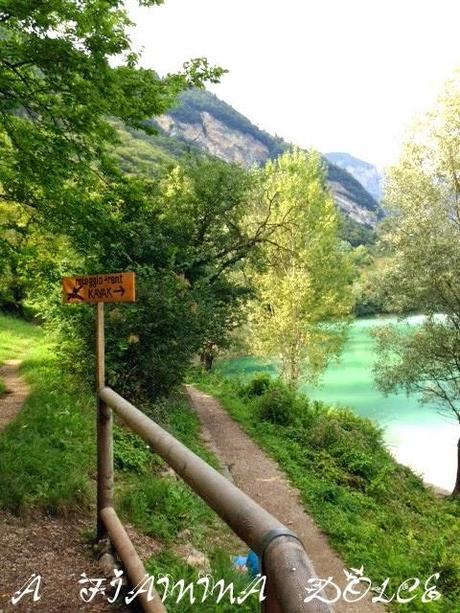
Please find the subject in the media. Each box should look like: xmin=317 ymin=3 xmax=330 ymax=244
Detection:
xmin=113 ymin=425 xmax=153 ymax=474
xmin=239 ymin=373 xmax=272 ymax=398
xmin=255 ymin=381 xmax=300 ymax=426
xmin=118 ymin=477 xmax=211 ymax=543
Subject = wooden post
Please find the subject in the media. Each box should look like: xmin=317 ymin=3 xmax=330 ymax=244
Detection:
xmin=96 ymin=302 xmax=114 ymax=540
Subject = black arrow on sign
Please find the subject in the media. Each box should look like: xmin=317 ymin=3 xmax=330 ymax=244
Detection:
xmin=113 ymin=286 xmax=125 ymax=296
xmin=67 ymin=285 xmax=84 ymax=301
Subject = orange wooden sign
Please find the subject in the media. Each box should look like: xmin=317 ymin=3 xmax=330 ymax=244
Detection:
xmin=62 ymin=272 xmax=136 ymax=304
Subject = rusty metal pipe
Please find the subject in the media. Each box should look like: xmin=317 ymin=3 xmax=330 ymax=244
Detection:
xmin=100 ymin=386 xmax=331 ymax=613
xmin=101 ymin=506 xmax=166 ymax=613
xmin=264 ymin=536 xmax=328 ymax=613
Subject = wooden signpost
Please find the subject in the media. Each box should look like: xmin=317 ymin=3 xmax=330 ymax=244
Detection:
xmin=61 ymin=271 xmax=321 ymax=613
xmin=62 ymin=272 xmax=135 ymax=304
xmin=62 ymin=272 xmax=136 ymax=539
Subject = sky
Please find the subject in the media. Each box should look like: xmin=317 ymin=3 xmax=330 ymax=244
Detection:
xmin=126 ymin=0 xmax=460 ymax=169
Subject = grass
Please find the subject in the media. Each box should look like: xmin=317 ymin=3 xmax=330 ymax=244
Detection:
xmin=3 ymin=312 xmax=458 ymax=610
xmin=191 ymin=370 xmax=460 ymax=612
xmin=0 ymin=314 xmax=43 ymax=363
xmin=0 ymin=313 xmax=260 ymax=610
xmin=0 ymin=378 xmax=6 ymax=395
xmin=113 ymin=393 xmax=260 ymax=611
xmin=0 ymin=313 xmax=96 ymax=514
xmin=114 ymin=393 xmax=219 ymax=546
xmin=144 ymin=549 xmax=263 ymax=612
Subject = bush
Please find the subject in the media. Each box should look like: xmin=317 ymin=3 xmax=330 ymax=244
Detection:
xmin=195 ymin=372 xmax=460 ymax=611
xmin=118 ymin=477 xmax=212 ymax=543
xmin=255 ymin=380 xmax=300 ymax=426
xmin=113 ymin=425 xmax=153 ymax=474
xmin=239 ymin=373 xmax=272 ymax=398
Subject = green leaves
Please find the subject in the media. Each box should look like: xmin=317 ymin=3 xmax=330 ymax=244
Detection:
xmin=246 ymin=149 xmax=354 ymax=384
xmin=0 ymin=0 xmax=239 ymax=399
xmin=0 ymin=0 xmax=224 ymax=229
xmin=375 ymin=72 xmax=460 ymax=427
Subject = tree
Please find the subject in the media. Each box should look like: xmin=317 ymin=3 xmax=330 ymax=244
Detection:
xmin=43 ymin=156 xmax=274 ymax=399
xmin=1 ymin=1 xmax=270 ymax=398
xmin=247 ymin=149 xmax=354 ymax=384
xmin=0 ymin=0 xmax=224 ymax=310
xmin=374 ymin=72 xmax=460 ymax=496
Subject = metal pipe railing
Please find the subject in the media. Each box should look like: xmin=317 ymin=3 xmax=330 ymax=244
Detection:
xmin=99 ymin=386 xmax=331 ymax=613
xmin=101 ymin=506 xmax=166 ymax=613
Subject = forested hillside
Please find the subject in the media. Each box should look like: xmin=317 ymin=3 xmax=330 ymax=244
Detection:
xmin=153 ymin=89 xmax=384 ymax=227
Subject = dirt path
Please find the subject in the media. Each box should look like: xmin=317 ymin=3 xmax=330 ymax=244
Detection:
xmin=186 ymin=385 xmax=384 ymax=612
xmin=0 ymin=360 xmax=29 ymax=432
xmin=0 ymin=512 xmax=135 ymax=612
xmin=0 ymin=362 xmax=133 ymax=612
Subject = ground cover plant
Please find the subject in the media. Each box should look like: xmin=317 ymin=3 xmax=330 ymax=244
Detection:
xmin=0 ymin=314 xmax=260 ymax=610
xmin=192 ymin=370 xmax=460 ymax=612
xmin=0 ymin=314 xmax=96 ymax=513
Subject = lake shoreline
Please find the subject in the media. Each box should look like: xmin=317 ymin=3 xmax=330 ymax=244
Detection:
xmin=217 ymin=314 xmax=458 ymax=492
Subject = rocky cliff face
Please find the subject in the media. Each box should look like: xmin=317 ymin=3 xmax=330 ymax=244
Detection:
xmin=328 ymin=180 xmax=379 ymax=226
xmin=156 ymin=90 xmax=384 ymax=227
xmin=156 ymin=113 xmax=271 ymax=168
xmin=326 ymin=152 xmax=383 ymax=202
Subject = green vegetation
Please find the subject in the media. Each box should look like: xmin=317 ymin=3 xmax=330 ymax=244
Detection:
xmin=0 ymin=314 xmax=259 ymax=609
xmin=375 ymin=73 xmax=460 ymax=495
xmin=45 ymin=155 xmax=268 ymax=401
xmin=167 ymin=89 xmax=286 ymax=160
xmin=112 ymin=120 xmax=200 ymax=176
xmin=192 ymin=371 xmax=460 ymax=611
xmin=113 ymin=393 xmax=259 ymax=611
xmin=164 ymin=90 xmax=383 ymax=227
xmin=115 ymin=392 xmax=217 ymax=544
xmin=0 ymin=314 xmax=95 ymax=513
xmin=246 ymin=149 xmax=353 ymax=384
xmin=0 ymin=0 xmax=223 ymax=231
xmin=339 ymin=214 xmax=376 ymax=248
xmin=0 ymin=314 xmax=42 ymax=363
xmin=146 ymin=550 xmax=260 ymax=612
xmin=0 ymin=317 xmax=212 ymax=527
xmin=1 ymin=3 xmax=458 ymax=610
xmin=0 ymin=0 xmax=223 ymax=316
xmin=352 ymin=252 xmax=392 ymax=317
xmin=0 ymin=2 xmax=375 ymax=400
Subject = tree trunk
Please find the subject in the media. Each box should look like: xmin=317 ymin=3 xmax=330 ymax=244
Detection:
xmin=200 ymin=351 xmax=214 ymax=372
xmin=452 ymin=436 xmax=460 ymax=497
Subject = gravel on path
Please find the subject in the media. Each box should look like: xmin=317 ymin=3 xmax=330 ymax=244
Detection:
xmin=186 ymin=385 xmax=385 ymax=613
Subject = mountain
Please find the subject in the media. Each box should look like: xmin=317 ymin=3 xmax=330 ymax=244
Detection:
xmin=325 ymin=152 xmax=383 ymax=202
xmin=153 ymin=89 xmax=384 ymax=228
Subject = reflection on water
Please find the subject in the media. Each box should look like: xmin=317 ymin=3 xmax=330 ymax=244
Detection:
xmin=218 ymin=315 xmax=458 ymax=491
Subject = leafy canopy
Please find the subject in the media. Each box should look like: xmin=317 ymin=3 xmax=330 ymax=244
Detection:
xmin=247 ymin=149 xmax=354 ymax=384
xmin=374 ymin=72 xmax=460 ymax=495
xmin=0 ymin=0 xmax=224 ymax=224
xmin=0 ymin=0 xmax=224 ymax=315
xmin=375 ymin=72 xmax=460 ymax=421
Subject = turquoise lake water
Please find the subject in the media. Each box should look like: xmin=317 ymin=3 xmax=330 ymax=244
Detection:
xmin=218 ymin=315 xmax=458 ymax=491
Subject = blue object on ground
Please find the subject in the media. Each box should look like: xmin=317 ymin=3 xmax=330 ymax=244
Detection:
xmin=247 ymin=550 xmax=261 ymax=577
xmin=233 ymin=555 xmax=248 ymax=571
